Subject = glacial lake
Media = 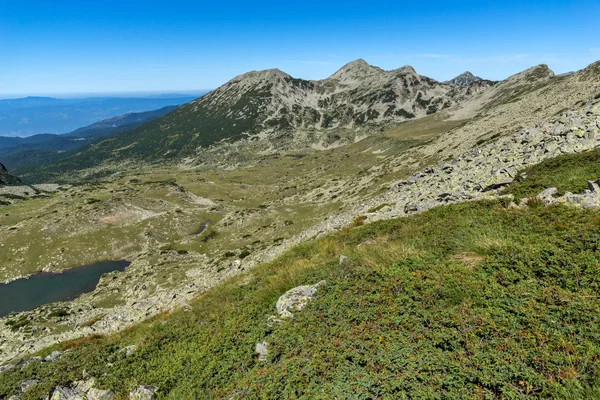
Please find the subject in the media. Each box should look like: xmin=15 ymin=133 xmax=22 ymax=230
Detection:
xmin=0 ymin=260 xmax=130 ymax=318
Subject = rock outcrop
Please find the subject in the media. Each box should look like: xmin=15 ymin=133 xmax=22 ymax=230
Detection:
xmin=275 ymin=280 xmax=326 ymax=319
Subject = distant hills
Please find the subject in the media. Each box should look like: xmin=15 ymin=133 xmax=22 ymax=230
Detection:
xmin=0 ymin=106 xmax=180 ymax=170
xmin=0 ymin=94 xmax=202 ymax=137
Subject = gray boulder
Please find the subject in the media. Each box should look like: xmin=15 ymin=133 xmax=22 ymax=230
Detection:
xmin=87 ymin=388 xmax=115 ymax=400
xmin=129 ymin=385 xmax=157 ymax=400
xmin=45 ymin=351 xmax=63 ymax=363
xmin=72 ymin=378 xmax=96 ymax=394
xmin=537 ymin=187 xmax=558 ymax=204
xmin=50 ymin=386 xmax=85 ymax=400
xmin=588 ymin=179 xmax=600 ymax=193
xmin=255 ymin=341 xmax=269 ymax=362
xmin=276 ymin=280 xmax=326 ymax=319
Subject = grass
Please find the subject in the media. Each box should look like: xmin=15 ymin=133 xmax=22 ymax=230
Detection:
xmin=2 ymin=196 xmax=600 ymax=398
xmin=6 ymin=126 xmax=600 ymax=398
xmin=504 ymin=148 xmax=600 ymax=199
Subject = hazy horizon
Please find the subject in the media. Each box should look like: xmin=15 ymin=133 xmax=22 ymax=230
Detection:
xmin=0 ymin=90 xmax=210 ymax=100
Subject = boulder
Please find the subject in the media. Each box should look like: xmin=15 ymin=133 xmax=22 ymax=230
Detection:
xmin=537 ymin=187 xmax=558 ymax=204
xmin=87 ymin=388 xmax=115 ymax=400
xmin=587 ymin=179 xmax=600 ymax=193
xmin=255 ymin=341 xmax=269 ymax=362
xmin=118 ymin=345 xmax=137 ymax=357
xmin=276 ymin=280 xmax=326 ymax=319
xmin=45 ymin=351 xmax=63 ymax=363
xmin=50 ymin=386 xmax=85 ymax=400
xmin=73 ymin=378 xmax=96 ymax=394
xmin=129 ymin=385 xmax=157 ymax=400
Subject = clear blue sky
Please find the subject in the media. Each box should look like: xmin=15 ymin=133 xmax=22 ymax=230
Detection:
xmin=1 ymin=0 xmax=599 ymax=96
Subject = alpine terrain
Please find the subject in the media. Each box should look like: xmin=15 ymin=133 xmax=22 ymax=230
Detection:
xmin=1 ymin=58 xmax=600 ymax=399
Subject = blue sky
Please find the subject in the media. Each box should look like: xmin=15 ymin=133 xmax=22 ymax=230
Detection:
xmin=1 ymin=0 xmax=599 ymax=96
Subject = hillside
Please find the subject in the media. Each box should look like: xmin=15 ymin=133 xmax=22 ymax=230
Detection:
xmin=0 ymin=106 xmax=179 ymax=170
xmin=0 ymin=162 xmax=21 ymax=186
xmin=0 ymin=59 xmax=599 ymax=398
xmin=2 ymin=148 xmax=600 ymax=398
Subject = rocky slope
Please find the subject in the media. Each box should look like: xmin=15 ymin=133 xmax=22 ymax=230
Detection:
xmin=1 ymin=101 xmax=599 ymax=365
xmin=20 ymin=60 xmax=600 ymax=185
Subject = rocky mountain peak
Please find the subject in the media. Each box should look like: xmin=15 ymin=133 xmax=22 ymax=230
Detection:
xmin=507 ymin=64 xmax=555 ymax=84
xmin=228 ymin=68 xmax=291 ymax=86
xmin=328 ymin=59 xmax=384 ymax=82
xmin=575 ymin=59 xmax=600 ymax=81
xmin=394 ymin=65 xmax=418 ymax=75
xmin=445 ymin=71 xmax=483 ymax=86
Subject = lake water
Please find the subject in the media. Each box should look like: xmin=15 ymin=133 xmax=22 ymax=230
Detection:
xmin=0 ymin=260 xmax=130 ymax=318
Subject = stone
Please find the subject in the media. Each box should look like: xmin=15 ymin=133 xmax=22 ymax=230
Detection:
xmin=404 ymin=203 xmax=419 ymax=213
xmin=21 ymin=379 xmax=39 ymax=392
xmin=87 ymin=388 xmax=116 ymax=400
xmin=339 ymin=255 xmax=347 ymax=264
xmin=129 ymin=385 xmax=157 ymax=400
xmin=45 ymin=351 xmax=63 ymax=363
xmin=15 ymin=357 xmax=42 ymax=368
xmin=50 ymin=386 xmax=85 ymax=400
xmin=276 ymin=280 xmax=326 ymax=319
xmin=537 ymin=187 xmax=558 ymax=204
xmin=73 ymin=377 xmax=96 ymax=394
xmin=0 ymin=363 xmax=15 ymax=373
xmin=255 ymin=341 xmax=269 ymax=362
xmin=118 ymin=345 xmax=137 ymax=357
xmin=266 ymin=315 xmax=282 ymax=327
xmin=482 ymin=177 xmax=514 ymax=192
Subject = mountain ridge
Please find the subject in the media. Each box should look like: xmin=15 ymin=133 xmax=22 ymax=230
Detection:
xmin=16 ymin=59 xmax=501 ymax=179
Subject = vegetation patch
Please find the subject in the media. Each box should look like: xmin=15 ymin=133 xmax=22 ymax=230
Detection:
xmin=504 ymin=148 xmax=600 ymax=199
xmin=2 ymin=197 xmax=600 ymax=398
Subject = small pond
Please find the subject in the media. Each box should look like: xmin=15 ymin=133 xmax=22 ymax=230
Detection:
xmin=0 ymin=260 xmax=130 ymax=318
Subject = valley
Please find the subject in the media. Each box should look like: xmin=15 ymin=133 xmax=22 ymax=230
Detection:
xmin=1 ymin=58 xmax=600 ymax=398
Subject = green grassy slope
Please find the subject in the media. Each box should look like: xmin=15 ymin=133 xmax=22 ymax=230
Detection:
xmin=3 ymin=150 xmax=600 ymax=399
xmin=504 ymin=148 xmax=600 ymax=199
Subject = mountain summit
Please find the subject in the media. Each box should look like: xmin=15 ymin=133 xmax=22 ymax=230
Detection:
xmin=444 ymin=71 xmax=483 ymax=86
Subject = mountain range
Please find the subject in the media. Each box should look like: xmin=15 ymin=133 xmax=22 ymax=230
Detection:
xmin=10 ymin=60 xmax=502 ymax=180
xmin=0 ymin=95 xmax=200 ymax=137
xmin=0 ymin=105 xmax=180 ymax=170
xmin=14 ymin=58 xmax=600 ymax=184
